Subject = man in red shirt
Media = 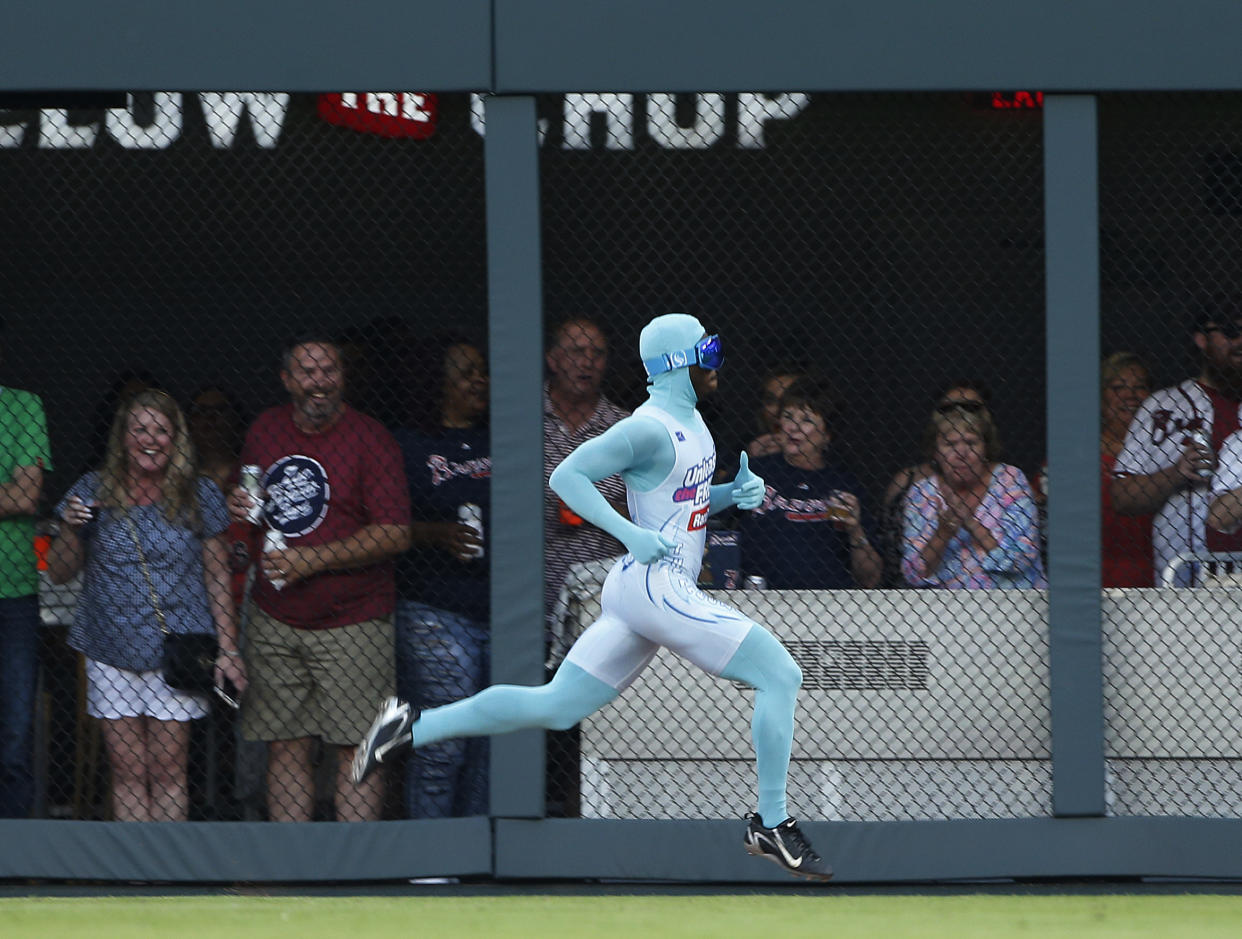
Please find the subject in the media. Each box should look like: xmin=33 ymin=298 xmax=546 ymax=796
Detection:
xmin=229 ymin=336 xmax=410 ymax=821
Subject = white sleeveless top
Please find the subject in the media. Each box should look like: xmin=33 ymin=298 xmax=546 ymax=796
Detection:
xmin=626 ymin=403 xmax=716 ymax=579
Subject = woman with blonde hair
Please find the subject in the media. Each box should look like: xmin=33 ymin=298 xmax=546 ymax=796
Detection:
xmin=901 ymin=404 xmax=1045 ymax=589
xmin=47 ymin=389 xmax=246 ymax=820
xmin=1100 ymin=352 xmax=1153 ymax=586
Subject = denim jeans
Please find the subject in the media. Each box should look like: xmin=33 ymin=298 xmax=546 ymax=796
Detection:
xmin=394 ymin=598 xmax=490 ymax=818
xmin=0 ymin=595 xmax=39 ymax=818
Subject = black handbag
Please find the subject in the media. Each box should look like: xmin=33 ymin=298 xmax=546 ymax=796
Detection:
xmin=160 ymin=632 xmax=219 ymax=696
xmin=124 ymin=514 xmax=218 ymax=696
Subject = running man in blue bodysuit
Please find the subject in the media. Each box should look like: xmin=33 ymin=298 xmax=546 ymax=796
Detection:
xmin=353 ymin=313 xmax=832 ymax=881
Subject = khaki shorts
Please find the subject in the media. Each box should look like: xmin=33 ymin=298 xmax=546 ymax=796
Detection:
xmin=240 ymin=603 xmax=395 ymax=746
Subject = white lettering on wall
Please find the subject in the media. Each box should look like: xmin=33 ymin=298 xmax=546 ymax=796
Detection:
xmin=0 ymin=122 xmax=27 ymax=148
xmin=3 ymin=93 xmax=290 ymax=149
xmin=199 ymin=93 xmax=290 ymax=149
xmin=646 ymin=93 xmax=726 ymax=150
xmin=469 ymin=93 xmax=550 ymax=145
xmin=343 ymin=92 xmax=433 ymax=123
xmin=736 ymin=93 xmax=811 ymax=149
xmin=470 ymin=94 xmax=485 ymax=135
xmin=562 ymin=93 xmax=635 ymax=150
xmin=38 ymin=109 xmax=99 ymax=149
xmin=3 ymin=92 xmax=807 ymax=152
xmin=106 ymin=93 xmax=182 ymax=150
xmin=402 ymin=94 xmax=432 ymax=122
xmin=472 ymin=93 xmax=808 ymax=150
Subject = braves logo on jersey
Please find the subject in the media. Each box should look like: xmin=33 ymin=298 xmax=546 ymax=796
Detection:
xmin=1150 ymin=409 xmax=1208 ymax=447
xmin=263 ymin=455 xmax=331 ymax=537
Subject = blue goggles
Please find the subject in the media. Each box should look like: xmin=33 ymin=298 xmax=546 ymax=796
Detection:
xmin=642 ymin=334 xmax=725 ymax=378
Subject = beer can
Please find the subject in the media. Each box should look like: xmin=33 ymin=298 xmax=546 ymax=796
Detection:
xmin=263 ymin=528 xmax=288 ymax=590
xmin=744 ymin=575 xmax=767 ymax=590
xmin=458 ymin=503 xmax=485 ymax=559
xmin=240 ymin=464 xmax=265 ymax=523
xmin=1189 ymin=428 xmax=1215 ymax=479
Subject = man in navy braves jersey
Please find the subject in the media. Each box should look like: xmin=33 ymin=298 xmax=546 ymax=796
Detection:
xmin=393 ymin=336 xmax=491 ymax=819
xmin=1112 ymin=300 xmax=1242 ymax=584
xmin=354 ymin=313 xmax=832 ymax=881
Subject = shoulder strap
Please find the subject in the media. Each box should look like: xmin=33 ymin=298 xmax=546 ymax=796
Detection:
xmin=123 ymin=512 xmax=170 ymax=637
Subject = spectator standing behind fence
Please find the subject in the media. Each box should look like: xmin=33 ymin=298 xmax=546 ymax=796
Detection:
xmin=227 ymin=336 xmax=410 ymax=822
xmin=880 ymin=380 xmax=993 ymax=587
xmin=188 ymin=385 xmax=255 ymax=605
xmin=543 ymin=317 xmax=631 ymax=624
xmin=745 ymin=366 xmax=804 ymax=460
xmin=46 ymin=390 xmax=246 ymax=821
xmin=83 ymin=368 xmax=160 ymax=474
xmin=542 ymin=317 xmax=630 ymax=816
xmin=740 ymin=376 xmax=881 ymax=588
xmin=1206 ymin=428 xmax=1242 ymax=546
xmin=187 ymin=386 xmax=245 ymax=492
xmin=1112 ymin=300 xmax=1242 ymax=585
xmin=0 ymin=324 xmax=51 ymax=818
xmin=902 ymin=405 xmax=1045 ymax=589
xmin=392 ymin=336 xmax=491 ymax=818
xmin=1099 ymin=353 xmax=1154 ymax=587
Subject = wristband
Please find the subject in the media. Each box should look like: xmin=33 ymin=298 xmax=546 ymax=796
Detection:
xmin=219 ymin=649 xmax=242 ymax=658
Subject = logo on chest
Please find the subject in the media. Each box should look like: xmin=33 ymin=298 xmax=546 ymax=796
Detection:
xmin=673 ymin=452 xmax=715 ymax=531
xmin=1151 ymin=409 xmax=1208 ymax=447
xmin=263 ymin=455 xmax=330 ymax=536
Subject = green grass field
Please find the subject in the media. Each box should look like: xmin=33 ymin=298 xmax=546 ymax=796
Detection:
xmin=2 ymin=894 xmax=1242 ymax=938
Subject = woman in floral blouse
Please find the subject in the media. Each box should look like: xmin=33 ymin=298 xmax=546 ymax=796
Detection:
xmin=901 ymin=405 xmax=1046 ymax=589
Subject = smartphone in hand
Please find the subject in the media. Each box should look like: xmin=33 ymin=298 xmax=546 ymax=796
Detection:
xmin=213 ymin=680 xmax=241 ymax=710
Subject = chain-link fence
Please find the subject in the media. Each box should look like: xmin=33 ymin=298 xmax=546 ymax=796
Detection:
xmin=540 ymin=93 xmax=1049 ymax=821
xmin=1 ymin=92 xmax=486 ymax=821
xmin=12 ymin=89 xmax=1236 ymax=832
xmin=1099 ymin=93 xmax=1242 ymax=817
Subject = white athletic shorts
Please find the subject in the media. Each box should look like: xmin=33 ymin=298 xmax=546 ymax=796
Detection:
xmin=564 ymin=557 xmax=755 ymax=691
xmin=84 ymin=659 xmax=209 ymax=721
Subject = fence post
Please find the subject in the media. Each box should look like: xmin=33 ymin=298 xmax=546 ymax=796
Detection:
xmin=484 ymin=93 xmax=547 ymax=818
xmin=1044 ymin=93 xmax=1106 ymax=816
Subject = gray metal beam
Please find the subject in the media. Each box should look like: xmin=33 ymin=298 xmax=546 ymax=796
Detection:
xmin=485 ymin=94 xmax=547 ymax=818
xmin=0 ymin=1 xmax=491 ymax=92
xmin=1044 ymin=94 xmax=1105 ymax=817
xmin=495 ymin=0 xmax=1242 ymax=93
xmin=9 ymin=2 xmax=1242 ymax=94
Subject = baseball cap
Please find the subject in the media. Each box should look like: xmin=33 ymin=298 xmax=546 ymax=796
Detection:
xmin=1191 ymin=295 xmax=1242 ymax=332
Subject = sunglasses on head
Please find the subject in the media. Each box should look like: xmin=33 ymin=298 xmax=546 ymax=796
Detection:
xmin=936 ymin=400 xmax=986 ymax=414
xmin=643 ymin=334 xmax=725 ymax=378
xmin=1203 ymin=321 xmax=1242 ymax=340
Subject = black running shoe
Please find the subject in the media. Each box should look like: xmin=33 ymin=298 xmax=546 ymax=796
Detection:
xmin=743 ymin=813 xmax=834 ymax=881
xmin=351 ymin=696 xmax=417 ymax=784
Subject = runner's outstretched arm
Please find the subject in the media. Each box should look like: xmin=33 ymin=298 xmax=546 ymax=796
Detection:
xmin=549 ymin=415 xmax=676 ymax=563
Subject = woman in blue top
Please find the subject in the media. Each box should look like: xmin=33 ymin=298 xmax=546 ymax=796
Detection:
xmin=47 ymin=390 xmax=246 ymax=821
xmin=741 ymin=376 xmax=883 ymax=589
